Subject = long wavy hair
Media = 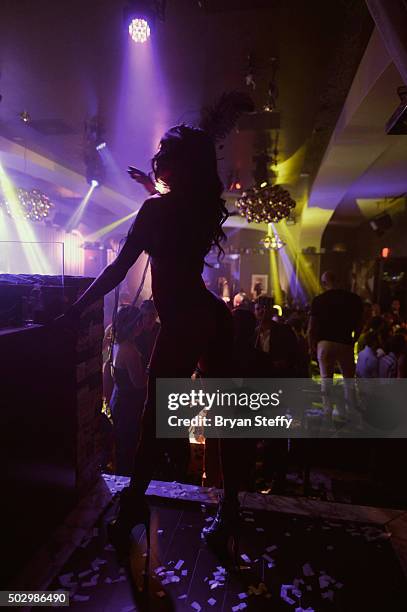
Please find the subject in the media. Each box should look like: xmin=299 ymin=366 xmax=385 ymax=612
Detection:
xmin=151 ymin=125 xmax=228 ymax=257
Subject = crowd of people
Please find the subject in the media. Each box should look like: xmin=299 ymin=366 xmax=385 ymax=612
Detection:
xmin=101 ymin=270 xmax=406 ymax=480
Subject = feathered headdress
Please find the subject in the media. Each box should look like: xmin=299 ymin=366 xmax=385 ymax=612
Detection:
xmin=199 ymin=91 xmax=254 ymax=142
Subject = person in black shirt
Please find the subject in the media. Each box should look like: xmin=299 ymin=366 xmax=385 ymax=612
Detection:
xmin=308 ymin=270 xmax=363 ymax=418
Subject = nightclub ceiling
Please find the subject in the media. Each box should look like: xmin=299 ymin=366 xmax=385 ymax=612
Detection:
xmin=1 ymin=0 xmax=403 ymax=241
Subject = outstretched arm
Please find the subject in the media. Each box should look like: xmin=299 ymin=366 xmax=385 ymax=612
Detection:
xmin=71 ymin=240 xmax=143 ymax=313
xmin=71 ymin=199 xmax=153 ymax=314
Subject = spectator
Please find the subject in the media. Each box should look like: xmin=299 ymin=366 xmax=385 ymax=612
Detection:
xmin=390 ymin=298 xmax=403 ymax=325
xmin=379 ymin=334 xmax=406 ymax=378
xmin=308 ymin=270 xmax=363 ymax=378
xmin=308 ymin=270 xmax=363 ymax=416
xmin=254 ymin=296 xmax=299 ymax=377
xmin=356 ymin=332 xmax=379 ymax=378
xmin=287 ymin=315 xmax=311 ymax=377
xmin=357 ymin=315 xmax=384 ymax=353
xmin=232 ymin=308 xmax=271 ymax=376
xmin=232 ymin=290 xmax=251 ymax=310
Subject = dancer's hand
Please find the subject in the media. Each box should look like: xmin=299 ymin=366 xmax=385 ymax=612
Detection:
xmin=127 ymin=166 xmax=156 ymax=194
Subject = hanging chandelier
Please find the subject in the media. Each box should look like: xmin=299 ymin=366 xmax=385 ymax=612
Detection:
xmin=235 ymin=183 xmax=296 ymax=224
xmin=0 ymin=188 xmax=54 ymax=222
xmin=260 ymin=233 xmax=286 ymax=251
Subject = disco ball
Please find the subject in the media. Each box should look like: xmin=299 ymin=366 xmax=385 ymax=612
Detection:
xmin=0 ymin=188 xmax=54 ymax=222
xmin=128 ymin=18 xmax=151 ymax=43
xmin=235 ymin=183 xmax=296 ymax=223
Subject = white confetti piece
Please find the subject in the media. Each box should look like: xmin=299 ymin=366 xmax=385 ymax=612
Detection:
xmin=182 ymin=569 xmax=188 ymax=576
xmin=191 ymin=602 xmax=202 ymax=611
xmin=244 ymin=517 xmax=255 ymax=522
xmin=154 ymin=566 xmax=166 ymax=574
xmin=157 ymin=529 xmax=164 ymax=534
xmin=256 ymin=527 xmax=265 ymax=532
xmin=240 ymin=553 xmax=251 ymax=563
xmin=175 ymin=560 xmax=184 ymax=570
xmin=238 ymin=592 xmax=248 ymax=599
xmin=262 ymin=554 xmax=273 ymax=563
xmin=178 ymin=594 xmax=188 ymax=600
xmin=208 ymin=598 xmax=217 ymax=606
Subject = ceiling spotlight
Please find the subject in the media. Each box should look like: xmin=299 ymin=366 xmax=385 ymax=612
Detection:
xmin=129 ymin=18 xmax=151 ymax=43
xmin=260 ymin=233 xmax=286 ymax=251
xmin=91 ymin=179 xmax=99 ymax=188
xmin=19 ymin=110 xmax=31 ymax=124
xmin=96 ymin=141 xmax=107 ymax=151
xmin=124 ymin=1 xmax=166 ymax=44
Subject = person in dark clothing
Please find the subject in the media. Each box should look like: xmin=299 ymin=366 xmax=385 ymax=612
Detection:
xmin=253 ymin=298 xmax=297 ymax=492
xmin=232 ymin=308 xmax=271 ymax=377
xmin=308 ymin=270 xmax=363 ymax=418
xmin=287 ymin=314 xmax=311 ymax=378
xmin=254 ymin=296 xmax=299 ymax=377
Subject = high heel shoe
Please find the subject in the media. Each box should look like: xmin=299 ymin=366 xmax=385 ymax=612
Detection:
xmin=201 ymin=498 xmax=240 ymax=567
xmin=108 ymin=487 xmax=151 ymax=565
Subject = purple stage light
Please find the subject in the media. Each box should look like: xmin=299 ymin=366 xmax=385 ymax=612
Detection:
xmin=128 ymin=18 xmax=151 ymax=43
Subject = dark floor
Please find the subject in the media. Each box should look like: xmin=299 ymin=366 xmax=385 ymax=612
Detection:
xmin=48 ymin=493 xmax=407 ymax=612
